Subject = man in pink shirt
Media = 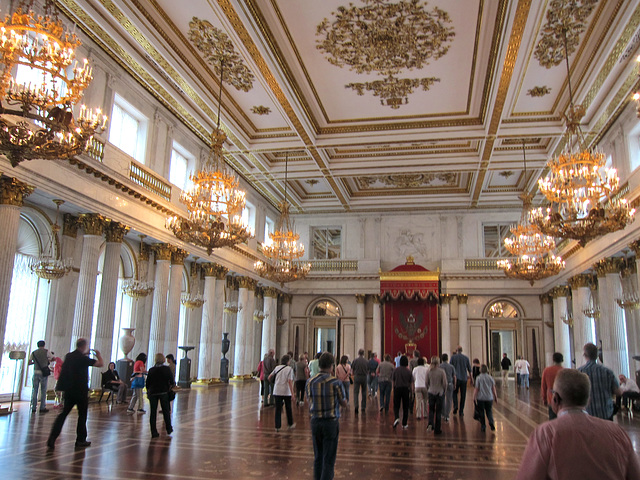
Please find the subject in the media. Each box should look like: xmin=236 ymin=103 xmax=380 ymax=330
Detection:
xmin=516 ymin=369 xmax=640 ymax=480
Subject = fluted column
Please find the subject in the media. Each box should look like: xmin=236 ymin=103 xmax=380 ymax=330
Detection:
xmin=457 ymin=294 xmax=469 ymax=354
xmin=595 ymin=258 xmax=629 ymax=376
xmin=131 ymin=241 xmax=152 ymax=359
xmin=620 ymin=264 xmax=638 ymax=374
xmin=262 ymin=287 xmax=278 ymax=359
xmin=372 ymin=295 xmax=382 ymax=357
xmin=540 ymin=294 xmax=554 ymax=367
xmin=440 ymin=294 xmax=452 ymax=356
xmin=551 ymin=286 xmax=571 ymax=368
xmin=569 ymin=274 xmax=596 ymax=363
xmin=147 ymin=244 xmax=173 ymax=358
xmin=71 ymin=214 xmax=107 ymax=349
xmin=197 ymin=263 xmax=226 ymax=381
xmin=185 ymin=262 xmax=203 ymax=379
xmin=210 ymin=266 xmax=228 ymax=381
xmin=0 ymin=178 xmax=33 ymax=371
xmin=279 ymin=294 xmax=292 ymax=357
xmin=234 ymin=277 xmax=251 ymax=377
xmin=356 ymin=294 xmax=366 ymax=352
xmin=245 ymin=285 xmax=258 ymax=373
xmin=164 ymin=248 xmax=188 ymax=358
xmin=224 ymin=277 xmax=238 ymax=375
xmin=91 ymin=222 xmax=129 ymax=388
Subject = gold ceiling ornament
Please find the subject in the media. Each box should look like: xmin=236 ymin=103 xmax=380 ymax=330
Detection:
xmin=527 ymin=86 xmax=552 ymax=97
xmin=166 ymin=60 xmax=252 ymax=255
xmin=122 ymin=235 xmax=155 ymax=299
xmin=534 ymin=0 xmax=598 ymax=69
xmin=360 ymin=172 xmax=456 ymax=189
xmin=250 ymin=105 xmax=271 ymax=115
xmin=0 ymin=0 xmax=106 ymax=166
xmin=254 ymin=154 xmax=310 ymax=285
xmin=188 ymin=17 xmax=254 ymax=92
xmin=531 ymin=23 xmax=634 ymax=247
xmin=30 ymin=199 xmax=73 ymax=282
xmin=316 ymin=0 xmax=454 ymax=108
xmin=499 ymin=171 xmax=514 ymax=178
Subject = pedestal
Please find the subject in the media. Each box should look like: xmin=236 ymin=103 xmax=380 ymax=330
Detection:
xmin=178 ymin=346 xmax=195 ymax=388
xmin=116 ymin=359 xmax=134 ymax=388
xmin=220 ymin=358 xmax=229 ymax=384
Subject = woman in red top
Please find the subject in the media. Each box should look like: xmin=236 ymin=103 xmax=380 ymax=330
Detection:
xmin=127 ymin=353 xmax=147 ymax=414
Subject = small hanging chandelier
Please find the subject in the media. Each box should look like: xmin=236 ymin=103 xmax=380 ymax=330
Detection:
xmin=254 ymin=154 xmax=310 ymax=285
xmin=122 ymin=235 xmax=154 ymax=298
xmin=498 ymin=141 xmax=565 ymax=285
xmin=180 ymin=260 xmax=205 ymax=309
xmin=166 ymin=59 xmax=251 ymax=254
xmin=0 ymin=0 xmax=107 ymax=166
xmin=30 ymin=199 xmax=73 ymax=281
xmin=530 ymin=27 xmax=634 ymax=246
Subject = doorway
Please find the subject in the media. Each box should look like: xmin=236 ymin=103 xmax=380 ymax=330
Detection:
xmin=491 ymin=330 xmax=516 ymax=374
xmin=315 ymin=327 xmax=336 ymax=356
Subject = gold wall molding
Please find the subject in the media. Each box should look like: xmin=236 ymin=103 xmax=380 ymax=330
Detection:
xmin=0 ymin=177 xmax=34 ymax=206
xmin=105 ymin=221 xmax=130 ymax=243
xmin=78 ymin=213 xmax=107 ymax=236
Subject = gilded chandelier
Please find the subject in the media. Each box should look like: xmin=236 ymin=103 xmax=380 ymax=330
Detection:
xmin=122 ymin=236 xmax=154 ymax=298
xmin=30 ymin=199 xmax=72 ymax=281
xmin=166 ymin=60 xmax=251 ymax=255
xmin=530 ymin=10 xmax=634 ymax=246
xmin=0 ymin=0 xmax=106 ymax=166
xmin=254 ymin=155 xmax=310 ymax=285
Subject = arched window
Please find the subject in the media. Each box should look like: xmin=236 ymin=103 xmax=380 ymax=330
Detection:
xmin=486 ymin=300 xmax=520 ymax=318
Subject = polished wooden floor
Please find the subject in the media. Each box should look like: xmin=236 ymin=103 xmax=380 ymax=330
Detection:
xmin=1 ymin=378 xmax=639 ymax=479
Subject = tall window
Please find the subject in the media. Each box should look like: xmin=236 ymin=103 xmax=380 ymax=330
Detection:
xmin=311 ymin=227 xmax=342 ymax=259
xmin=241 ymin=201 xmax=256 ymax=235
xmin=170 ymin=142 xmax=192 ymax=191
xmin=483 ymin=223 xmax=511 ymax=257
xmin=109 ymin=94 xmax=148 ymax=163
xmin=264 ymin=215 xmax=275 ymax=243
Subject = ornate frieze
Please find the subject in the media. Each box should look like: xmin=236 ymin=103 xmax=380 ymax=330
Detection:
xmin=0 ymin=177 xmax=33 ymax=206
xmin=359 ymin=173 xmax=457 ymax=189
xmin=78 ymin=213 xmax=107 ymax=236
xmin=105 ymin=221 xmax=130 ymax=243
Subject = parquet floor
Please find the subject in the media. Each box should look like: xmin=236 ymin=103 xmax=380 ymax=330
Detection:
xmin=1 ymin=379 xmax=639 ymax=479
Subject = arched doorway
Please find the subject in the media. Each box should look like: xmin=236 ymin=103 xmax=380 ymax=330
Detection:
xmin=308 ymin=298 xmax=341 ymax=357
xmin=485 ymin=299 xmax=521 ymax=374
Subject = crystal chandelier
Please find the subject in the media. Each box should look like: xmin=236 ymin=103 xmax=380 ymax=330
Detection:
xmin=122 ymin=236 xmax=154 ymax=298
xmin=498 ymin=142 xmax=565 ymax=285
xmin=616 ymin=257 xmax=640 ymax=310
xmin=530 ymin=28 xmax=634 ymax=246
xmin=0 ymin=0 xmax=106 ymax=166
xmin=181 ymin=293 xmax=205 ymax=309
xmin=583 ymin=281 xmax=600 ymax=319
xmin=166 ymin=60 xmax=251 ymax=255
xmin=30 ymin=199 xmax=72 ymax=281
xmin=254 ymin=154 xmax=310 ymax=285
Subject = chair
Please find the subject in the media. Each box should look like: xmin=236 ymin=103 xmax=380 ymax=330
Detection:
xmin=99 ymin=371 xmax=117 ymax=404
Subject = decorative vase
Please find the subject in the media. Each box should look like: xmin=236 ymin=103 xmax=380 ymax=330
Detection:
xmin=119 ymin=327 xmax=136 ymax=359
xmin=221 ymin=332 xmax=230 ymax=359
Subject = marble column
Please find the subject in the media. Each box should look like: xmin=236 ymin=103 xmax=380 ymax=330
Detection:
xmin=568 ymin=274 xmax=596 ymax=364
xmin=244 ymin=285 xmax=257 ymax=374
xmin=540 ymin=294 xmax=554 ymax=368
xmin=595 ymin=258 xmax=629 ymax=377
xmin=131 ymin=242 xmax=153 ymax=359
xmin=71 ymin=214 xmax=107 ymax=349
xmin=457 ymin=294 xmax=469 ymax=354
xmin=234 ymin=277 xmax=252 ymax=378
xmin=210 ymin=266 xmax=228 ymax=381
xmin=197 ymin=263 xmax=226 ymax=381
xmin=551 ymin=286 xmax=571 ymax=368
xmin=372 ymin=295 xmax=382 ymax=358
xmin=0 ymin=178 xmax=33 ymax=371
xmin=262 ymin=287 xmax=278 ymax=359
xmin=147 ymin=244 xmax=173 ymax=359
xmin=620 ymin=265 xmax=639 ymax=374
xmin=164 ymin=248 xmax=188 ymax=358
xmin=224 ymin=277 xmax=238 ymax=375
xmin=356 ymin=294 xmax=366 ymax=353
xmin=185 ymin=262 xmax=203 ymax=379
xmin=280 ymin=294 xmax=292 ymax=357
xmin=440 ymin=294 xmax=452 ymax=356
xmin=91 ymin=222 xmax=129 ymax=388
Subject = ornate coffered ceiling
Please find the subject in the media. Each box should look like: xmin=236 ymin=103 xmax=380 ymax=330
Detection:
xmin=60 ymin=0 xmax=640 ymax=214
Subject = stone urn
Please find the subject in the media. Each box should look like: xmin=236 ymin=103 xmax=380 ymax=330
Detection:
xmin=119 ymin=327 xmax=136 ymax=359
xmin=221 ymin=332 xmax=230 ymax=360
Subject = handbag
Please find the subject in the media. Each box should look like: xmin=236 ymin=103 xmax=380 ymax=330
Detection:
xmin=33 ymin=355 xmax=51 ymax=377
xmin=131 ymin=374 xmax=145 ymax=389
xmin=167 ymin=388 xmax=176 ymax=402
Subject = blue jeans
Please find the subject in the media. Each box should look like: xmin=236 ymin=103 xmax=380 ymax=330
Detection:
xmin=342 ymin=381 xmax=350 ymax=402
xmin=453 ymin=379 xmax=467 ymax=413
xmin=379 ymin=381 xmax=391 ymax=412
xmin=311 ymin=417 xmax=340 ymax=480
xmin=31 ymin=372 xmax=48 ymax=411
xmin=521 ymin=374 xmax=530 ymax=388
xmin=368 ymin=375 xmax=378 ymax=397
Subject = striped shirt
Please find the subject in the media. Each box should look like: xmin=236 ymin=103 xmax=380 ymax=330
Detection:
xmin=306 ymin=372 xmax=345 ymax=419
xmin=578 ymin=360 xmax=619 ymax=419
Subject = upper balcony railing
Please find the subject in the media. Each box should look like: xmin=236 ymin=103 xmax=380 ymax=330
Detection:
xmin=465 ymin=259 xmax=500 ymax=270
xmin=308 ymin=259 xmax=358 ymax=272
xmin=129 ymin=162 xmax=172 ymax=202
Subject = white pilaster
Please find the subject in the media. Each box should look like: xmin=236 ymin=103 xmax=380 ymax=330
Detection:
xmin=147 ymin=245 xmax=172 ymax=358
xmin=372 ymin=295 xmax=382 ymax=357
xmin=244 ymin=289 xmax=257 ymax=374
xmin=440 ymin=295 xmax=452 ymax=356
xmin=551 ymin=287 xmax=571 ymax=368
xmin=569 ymin=275 xmax=595 ymax=366
xmin=164 ymin=250 xmax=187 ymax=358
xmin=356 ymin=294 xmax=365 ymax=352
xmin=234 ymin=280 xmax=250 ymax=377
xmin=211 ymin=274 xmax=226 ymax=380
xmin=541 ymin=295 xmax=554 ymax=368
xmin=457 ymin=294 xmax=468 ymax=354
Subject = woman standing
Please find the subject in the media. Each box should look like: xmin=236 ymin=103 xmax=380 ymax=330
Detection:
xmin=146 ymin=353 xmax=175 ymax=438
xmin=335 ymin=355 xmax=352 ymax=402
xmin=392 ymin=355 xmax=413 ymax=429
xmin=165 ymin=354 xmax=177 ymax=379
xmin=294 ymin=354 xmax=309 ymax=406
xmin=127 ymin=353 xmax=147 ymax=414
xmin=269 ymin=354 xmax=295 ymax=432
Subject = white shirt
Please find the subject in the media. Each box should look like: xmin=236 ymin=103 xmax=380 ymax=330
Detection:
xmin=272 ymin=365 xmax=294 ymax=396
xmin=413 ymin=365 xmax=428 ymax=389
xmin=515 ymin=359 xmax=530 ymax=375
xmin=620 ymin=378 xmax=640 ymax=394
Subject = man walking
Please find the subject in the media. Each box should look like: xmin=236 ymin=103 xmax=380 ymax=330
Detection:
xmin=514 ymin=355 xmax=531 ymax=389
xmin=47 ymin=338 xmax=103 ymax=450
xmin=541 ymin=352 xmax=564 ymax=419
xmin=578 ymin=343 xmax=621 ymax=420
xmin=439 ymin=353 xmax=456 ymax=422
xmin=306 ymin=352 xmax=347 ymax=480
xmin=450 ymin=346 xmax=472 ymax=416
xmin=351 ymin=349 xmax=368 ymax=415
xmin=500 ymin=353 xmax=511 ymax=387
xmin=262 ymin=349 xmax=276 ymax=406
xmin=29 ymin=340 xmax=51 ymax=413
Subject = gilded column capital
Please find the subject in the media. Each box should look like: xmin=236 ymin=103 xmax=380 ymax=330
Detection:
xmin=281 ymin=293 xmax=292 ymax=304
xmin=78 ymin=213 xmax=107 ymax=236
xmin=594 ymin=258 xmax=623 ymax=277
xmin=202 ymin=262 xmax=227 ymax=278
xmin=355 ymin=294 xmax=366 ymax=304
xmin=457 ymin=294 xmax=468 ymax=304
xmin=551 ymin=285 xmax=571 ymax=298
xmin=226 ymin=276 xmax=238 ymax=290
xmin=171 ymin=248 xmax=189 ymax=265
xmin=255 ymin=286 xmax=264 ymax=298
xmin=0 ymin=177 xmax=33 ymax=206
xmin=152 ymin=243 xmax=174 ymax=261
xmin=630 ymin=240 xmax=640 ymax=256
xmin=62 ymin=213 xmax=79 ymax=238
xmin=568 ymin=274 xmax=593 ymax=289
xmin=539 ymin=293 xmax=552 ymax=305
xmin=441 ymin=294 xmax=452 ymax=305
xmin=105 ymin=221 xmax=130 ymax=243
xmin=371 ymin=294 xmax=381 ymax=304
xmin=264 ymin=287 xmax=279 ymax=298
xmin=237 ymin=276 xmax=256 ymax=290
xmin=139 ymin=242 xmax=151 ymax=262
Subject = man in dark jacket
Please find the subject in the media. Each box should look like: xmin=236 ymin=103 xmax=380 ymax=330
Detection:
xmin=262 ymin=349 xmax=276 ymax=406
xmin=146 ymin=353 xmax=176 ymax=438
xmin=351 ymin=349 xmax=369 ymax=414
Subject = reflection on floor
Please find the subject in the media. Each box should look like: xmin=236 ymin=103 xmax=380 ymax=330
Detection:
xmin=1 ymin=379 xmax=639 ymax=479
